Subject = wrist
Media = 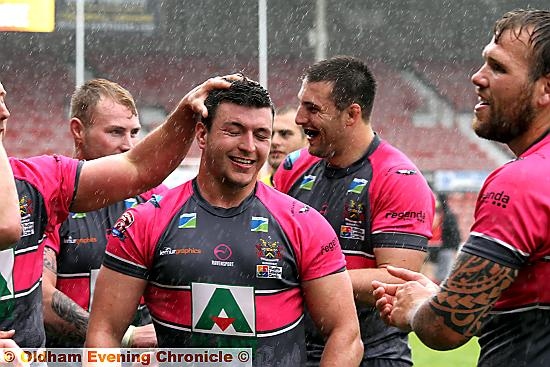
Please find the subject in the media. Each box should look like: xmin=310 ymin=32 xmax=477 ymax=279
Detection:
xmin=121 ymin=325 xmax=135 ymax=348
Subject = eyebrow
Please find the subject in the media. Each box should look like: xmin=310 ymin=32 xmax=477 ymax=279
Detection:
xmin=301 ymin=101 xmax=321 ymax=109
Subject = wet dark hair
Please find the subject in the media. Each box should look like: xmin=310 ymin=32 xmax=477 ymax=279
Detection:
xmin=303 ymin=55 xmax=377 ymax=120
xmin=202 ymin=77 xmax=274 ymax=130
xmin=494 ymin=9 xmax=550 ymax=81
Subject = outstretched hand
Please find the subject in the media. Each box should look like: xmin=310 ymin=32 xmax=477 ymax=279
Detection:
xmin=372 ymin=266 xmax=439 ymax=331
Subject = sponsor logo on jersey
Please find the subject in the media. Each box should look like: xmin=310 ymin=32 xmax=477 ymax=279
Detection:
xmin=21 ymin=220 xmax=35 ymax=237
xmin=212 ymin=244 xmax=234 ymax=267
xmin=256 ymin=264 xmax=282 ymax=279
xmin=385 ymin=210 xmax=426 ymax=223
xmin=299 ymin=175 xmax=316 ymax=190
xmin=320 ymin=237 xmax=339 ymax=255
xmin=159 ymin=247 xmax=202 ymax=256
xmin=480 ymin=190 xmax=510 ymax=209
xmin=283 ymin=149 xmax=302 ymax=170
xmin=340 ymin=225 xmax=365 ymax=240
xmin=178 ymin=213 xmax=197 ymax=229
xmin=250 ymin=216 xmax=268 ymax=232
xmin=19 ymin=196 xmax=35 ymax=237
xmin=109 ymin=211 xmax=135 ymax=241
xmin=396 ymin=169 xmax=417 ymax=175
xmin=64 ymin=237 xmax=98 ymax=245
xmin=124 ymin=198 xmax=138 ymax=209
xmin=71 ymin=212 xmax=86 ymax=219
xmin=256 ymin=238 xmax=283 ymax=262
xmin=192 ymin=283 xmax=255 ymax=336
xmin=347 ymin=178 xmax=368 ymax=194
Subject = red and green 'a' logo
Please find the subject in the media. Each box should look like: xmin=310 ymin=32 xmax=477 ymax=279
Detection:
xmin=0 ymin=250 xmax=15 ymax=319
xmin=192 ymin=283 xmax=255 ymax=337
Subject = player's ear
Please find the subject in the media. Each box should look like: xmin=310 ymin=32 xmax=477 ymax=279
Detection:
xmin=537 ymin=73 xmax=550 ymax=107
xmin=345 ymin=103 xmax=362 ymax=127
xmin=70 ymin=118 xmax=85 ymax=142
xmin=196 ymin=122 xmax=208 ymax=149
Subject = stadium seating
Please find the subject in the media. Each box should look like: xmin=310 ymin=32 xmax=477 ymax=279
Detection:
xmin=1 ymin=48 xmax=73 ymax=157
xmin=410 ymin=59 xmax=480 ymax=113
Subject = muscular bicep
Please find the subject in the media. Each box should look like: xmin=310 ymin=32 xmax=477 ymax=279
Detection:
xmin=427 ymin=251 xmax=518 ymax=338
xmin=303 ymin=271 xmax=358 ymax=337
xmin=72 ymin=154 xmax=142 ymax=212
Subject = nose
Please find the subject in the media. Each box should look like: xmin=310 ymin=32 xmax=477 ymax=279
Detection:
xmin=471 ymin=64 xmax=488 ymax=89
xmin=0 ymin=100 xmax=10 ymax=122
xmin=271 ymin=132 xmax=282 ymax=147
xmin=238 ymin=131 xmax=256 ymax=152
xmin=295 ymin=106 xmax=307 ymax=126
xmin=120 ymin=133 xmax=137 ymax=153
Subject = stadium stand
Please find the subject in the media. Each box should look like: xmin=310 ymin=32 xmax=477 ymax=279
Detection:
xmin=410 ymin=59 xmax=480 ymax=113
xmin=0 ymin=47 xmax=73 ymax=157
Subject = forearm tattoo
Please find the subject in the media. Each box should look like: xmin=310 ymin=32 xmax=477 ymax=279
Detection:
xmin=428 ymin=252 xmax=518 ymax=337
xmin=49 ymin=290 xmax=89 ymax=341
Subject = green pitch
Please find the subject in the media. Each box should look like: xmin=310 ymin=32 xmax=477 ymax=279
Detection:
xmin=410 ymin=333 xmax=480 ymax=367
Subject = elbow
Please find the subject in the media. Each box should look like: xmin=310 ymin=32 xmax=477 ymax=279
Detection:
xmin=0 ymin=221 xmax=20 ymax=250
xmin=351 ymin=333 xmax=364 ymax=362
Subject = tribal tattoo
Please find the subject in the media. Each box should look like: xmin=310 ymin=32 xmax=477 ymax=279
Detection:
xmin=428 ymin=252 xmax=518 ymax=337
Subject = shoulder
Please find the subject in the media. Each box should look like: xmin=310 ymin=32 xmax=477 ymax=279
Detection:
xmin=273 ymin=148 xmax=321 ymax=192
xmin=256 ymin=182 xmax=329 ymax=226
xmin=372 ymin=140 xmax=420 ymax=173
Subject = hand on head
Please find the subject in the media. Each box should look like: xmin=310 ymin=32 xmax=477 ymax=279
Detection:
xmin=372 ymin=266 xmax=439 ymax=331
xmin=179 ymin=74 xmax=244 ymax=119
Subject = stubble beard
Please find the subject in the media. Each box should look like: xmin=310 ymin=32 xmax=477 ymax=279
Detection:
xmin=473 ymin=85 xmax=535 ymax=144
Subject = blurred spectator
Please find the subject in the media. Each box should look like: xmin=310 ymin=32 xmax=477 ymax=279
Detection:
xmin=423 ymin=193 xmax=461 ymax=283
xmin=260 ymin=105 xmax=307 ymax=186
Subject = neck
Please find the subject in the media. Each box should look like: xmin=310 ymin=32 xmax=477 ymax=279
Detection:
xmin=73 ymin=147 xmax=83 ymax=160
xmin=327 ymin=125 xmax=375 ymax=168
xmin=195 ymin=172 xmax=255 ymax=209
xmin=508 ymin=116 xmax=550 ymax=156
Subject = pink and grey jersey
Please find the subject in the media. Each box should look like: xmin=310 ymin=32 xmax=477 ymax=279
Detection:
xmin=274 ymin=135 xmax=434 ymax=365
xmin=103 ymin=180 xmax=345 ymax=366
xmin=1 ymin=155 xmax=81 ymax=347
xmin=461 ymin=133 xmax=550 ymax=367
xmin=43 ymin=185 xmax=167 ymax=347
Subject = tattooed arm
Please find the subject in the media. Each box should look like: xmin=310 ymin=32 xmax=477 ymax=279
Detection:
xmin=42 ymin=246 xmax=89 ymax=343
xmin=43 ymin=247 xmax=157 ymax=347
xmin=373 ymin=252 xmax=518 ymax=350
xmin=413 ymin=252 xmax=517 ymax=349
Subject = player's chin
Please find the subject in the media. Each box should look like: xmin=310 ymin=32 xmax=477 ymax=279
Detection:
xmin=227 ymin=172 xmax=258 ymax=189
